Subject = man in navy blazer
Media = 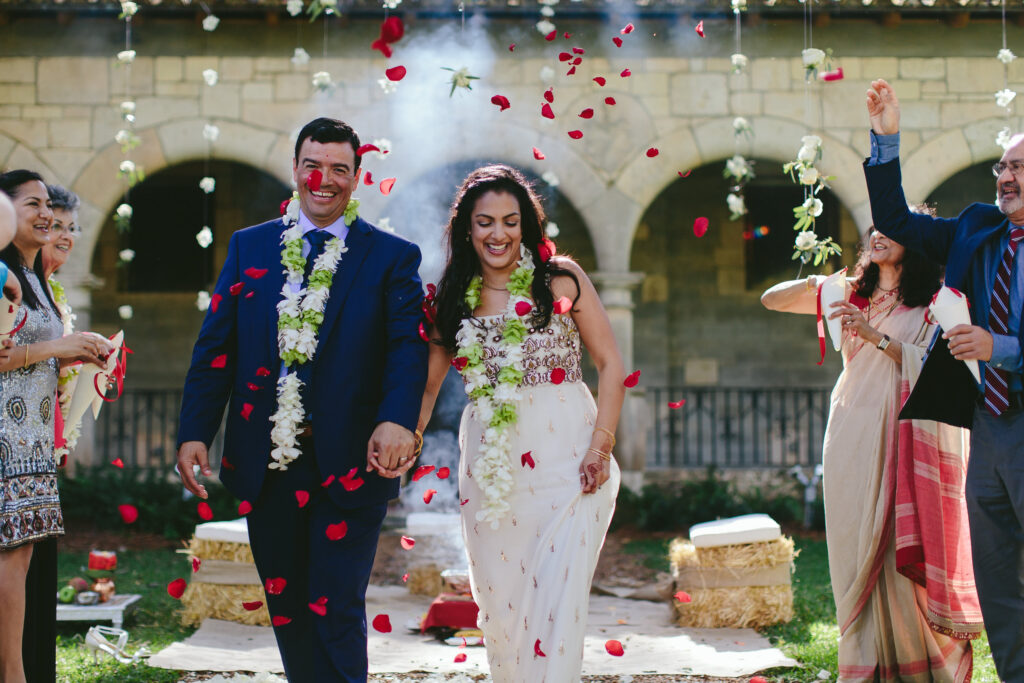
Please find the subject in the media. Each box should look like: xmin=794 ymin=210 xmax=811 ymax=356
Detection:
xmin=863 ymin=79 xmax=1024 ymax=678
xmin=176 ymin=118 xmax=428 ymax=682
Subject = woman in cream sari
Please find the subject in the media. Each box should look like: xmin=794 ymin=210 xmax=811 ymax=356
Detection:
xmin=762 ymin=224 xmax=983 ymax=682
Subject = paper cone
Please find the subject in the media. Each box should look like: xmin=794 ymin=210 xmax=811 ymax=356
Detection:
xmin=928 ymin=287 xmax=981 ymax=384
xmin=63 ymin=331 xmax=124 ymax=440
xmin=0 ymin=296 xmax=19 ymax=335
xmin=820 ymin=268 xmax=849 ymax=352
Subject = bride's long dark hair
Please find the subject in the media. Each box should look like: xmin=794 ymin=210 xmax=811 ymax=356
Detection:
xmin=433 ymin=164 xmax=580 ymax=353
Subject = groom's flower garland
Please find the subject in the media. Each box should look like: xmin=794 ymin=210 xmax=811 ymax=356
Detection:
xmin=267 ymin=192 xmax=356 ymax=470
xmin=453 ymin=246 xmax=534 ymax=529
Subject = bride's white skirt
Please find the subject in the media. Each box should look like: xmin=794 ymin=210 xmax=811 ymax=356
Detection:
xmin=458 ymin=380 xmax=620 ymax=683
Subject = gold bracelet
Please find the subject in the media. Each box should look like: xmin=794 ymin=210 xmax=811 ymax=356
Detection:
xmin=594 ymin=426 xmax=616 ymax=447
xmin=23 ymin=343 xmax=30 ymax=369
xmin=587 ymin=447 xmax=612 ymax=461
xmin=413 ymin=429 xmax=424 ymax=457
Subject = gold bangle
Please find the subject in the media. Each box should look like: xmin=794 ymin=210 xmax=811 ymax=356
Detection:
xmin=587 ymin=447 xmax=612 ymax=461
xmin=413 ymin=429 xmax=424 ymax=457
xmin=23 ymin=343 xmax=30 ymax=369
xmin=594 ymin=426 xmax=616 ymax=447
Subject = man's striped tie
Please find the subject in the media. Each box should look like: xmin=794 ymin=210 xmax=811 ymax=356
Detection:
xmin=983 ymin=226 xmax=1024 ymax=416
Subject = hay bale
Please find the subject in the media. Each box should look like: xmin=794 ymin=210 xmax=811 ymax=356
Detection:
xmin=406 ymin=564 xmax=444 ymax=597
xmin=180 ymin=582 xmax=270 ymax=628
xmin=671 ymin=585 xmax=793 ymax=629
xmin=669 ymin=536 xmax=795 ymax=569
xmin=186 ymin=537 xmax=255 ymax=565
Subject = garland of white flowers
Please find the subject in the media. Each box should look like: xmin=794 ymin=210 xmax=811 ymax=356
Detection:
xmin=51 ymin=278 xmax=80 ymax=460
xmin=452 ymin=245 xmax=535 ymax=529
xmin=267 ymin=192 xmax=357 ymax=470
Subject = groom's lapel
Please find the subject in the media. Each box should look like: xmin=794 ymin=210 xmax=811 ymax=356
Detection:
xmin=264 ymin=219 xmax=288 ymax=364
xmin=315 ymin=217 xmax=373 ymax=356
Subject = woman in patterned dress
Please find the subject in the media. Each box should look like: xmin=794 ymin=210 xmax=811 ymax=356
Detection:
xmin=415 ymin=165 xmax=626 ymax=682
xmin=0 ymin=171 xmax=109 ymax=683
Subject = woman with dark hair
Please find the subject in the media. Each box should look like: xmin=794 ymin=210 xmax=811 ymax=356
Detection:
xmin=414 ymin=164 xmax=624 ymax=681
xmin=761 ymin=222 xmax=982 ymax=682
xmin=0 ymin=171 xmax=108 ymax=683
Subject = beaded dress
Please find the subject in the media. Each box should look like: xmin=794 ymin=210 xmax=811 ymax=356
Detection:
xmin=0 ymin=267 xmax=65 ymax=548
xmin=458 ymin=312 xmax=620 ymax=683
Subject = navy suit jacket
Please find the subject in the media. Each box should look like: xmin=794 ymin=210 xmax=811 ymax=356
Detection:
xmin=177 ymin=216 xmax=428 ymax=508
xmin=864 ymin=157 xmax=1018 ymax=427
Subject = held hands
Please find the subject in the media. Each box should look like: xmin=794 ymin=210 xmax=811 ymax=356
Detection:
xmin=866 ymin=78 xmax=900 ymax=136
xmin=829 ymin=301 xmax=878 ymax=343
xmin=366 ymin=421 xmax=417 ymax=479
xmin=944 ymin=324 xmax=994 ymax=362
xmin=54 ymin=332 xmax=114 ymax=367
xmin=176 ymin=440 xmax=212 ymax=499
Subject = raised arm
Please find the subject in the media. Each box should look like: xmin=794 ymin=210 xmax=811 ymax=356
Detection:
xmin=761 ymin=276 xmax=824 ymax=315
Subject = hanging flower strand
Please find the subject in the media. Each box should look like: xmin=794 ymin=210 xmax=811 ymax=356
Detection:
xmin=783 ymin=136 xmax=841 ymax=268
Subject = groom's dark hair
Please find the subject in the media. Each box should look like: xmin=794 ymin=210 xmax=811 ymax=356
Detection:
xmin=294 ymin=117 xmax=362 ymax=171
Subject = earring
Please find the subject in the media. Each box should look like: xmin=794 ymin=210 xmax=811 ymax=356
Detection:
xmin=465 ymin=234 xmax=470 ymax=242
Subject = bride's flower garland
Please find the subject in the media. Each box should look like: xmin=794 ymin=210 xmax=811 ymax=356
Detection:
xmin=453 ymin=245 xmax=534 ymax=529
xmin=51 ymin=277 xmax=80 ymax=460
xmin=267 ymin=192 xmax=356 ymax=470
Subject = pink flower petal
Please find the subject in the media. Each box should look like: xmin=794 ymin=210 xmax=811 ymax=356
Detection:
xmin=620 ymin=68 xmax=631 ymax=78
xmin=515 ymin=301 xmax=533 ymax=316
xmin=532 ymin=147 xmax=546 ymax=161
xmin=534 ymin=639 xmax=547 ymax=657
xmin=111 ymin=458 xmax=124 ymax=469
xmin=669 ymin=399 xmax=686 ymax=409
xmin=558 ymin=52 xmax=571 ymax=62
xmin=167 ymin=578 xmax=187 ymax=599
xmin=412 ymin=465 xmax=436 ymax=481
xmin=242 ymin=600 xmax=263 ymax=611
xmin=624 ymin=370 xmax=641 ymax=388
xmin=566 ymin=66 xmax=576 ymax=76
xmin=265 ymin=577 xmax=287 ymax=595
xmin=118 ymin=504 xmax=138 ymax=524
xmin=380 ymin=177 xmax=396 ymax=195
xmin=229 ymin=282 xmax=244 ymax=296
xmin=621 ymin=22 xmax=635 ymax=34
xmin=305 ymin=169 xmax=322 ymax=192
xmin=571 ymin=57 xmax=582 ymax=66
xmin=612 ymin=37 xmax=622 ymax=47
xmin=244 ymin=267 xmax=268 ymax=279
xmin=384 ymin=65 xmax=406 ymax=81
xmin=678 ymin=169 xmax=692 ymax=178
xmin=271 ymin=615 xmax=292 ymax=627
xmin=695 ymin=20 xmax=704 ymax=37
xmin=822 ymin=67 xmax=844 ymax=82
xmin=437 ymin=467 xmax=451 ymax=479
xmin=578 ymin=108 xmax=594 ymax=119
xmin=605 ymin=97 xmax=616 ymax=105
xmin=545 ymin=29 xmax=557 ymax=41
xmin=309 ymin=600 xmax=327 ymax=616
xmin=295 ymin=490 xmax=310 ymax=508
xmin=402 ymin=573 xmax=409 ymax=582
xmin=400 ymin=535 xmax=416 ymax=550
xmin=550 ymin=367 xmax=566 ymax=384
xmin=321 ymin=474 xmax=336 ymax=488
xmin=240 ymin=403 xmax=253 ymax=420
xmin=673 ymin=590 xmax=692 ymax=603
xmin=568 ymin=130 xmax=583 ymax=140
xmin=454 ymin=653 xmax=467 ymax=663
xmin=572 ymin=46 xmax=585 ymax=54
xmin=423 ymin=489 xmax=437 ymax=504
xmin=508 ymin=43 xmax=516 ymax=52
xmin=356 ymin=143 xmax=380 ymax=156
xmin=256 ymin=366 xmax=272 ymax=376
xmin=553 ymin=296 xmax=572 ymax=314
xmin=693 ymin=216 xmax=709 ymax=238
xmin=210 ymin=293 xmax=222 ymax=312
xmin=544 ymin=88 xmax=554 ymax=103
xmin=192 ymin=557 xmax=202 ymax=573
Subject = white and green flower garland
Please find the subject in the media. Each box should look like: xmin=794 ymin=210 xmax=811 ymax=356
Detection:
xmin=453 ymin=245 xmax=535 ymax=529
xmin=267 ymin=192 xmax=356 ymax=470
xmin=51 ymin=277 xmax=81 ymax=460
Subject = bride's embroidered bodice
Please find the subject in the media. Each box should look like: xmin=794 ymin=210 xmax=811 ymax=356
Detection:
xmin=474 ymin=312 xmax=583 ymax=387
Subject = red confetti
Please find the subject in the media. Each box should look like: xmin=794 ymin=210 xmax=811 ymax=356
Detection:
xmin=192 ymin=557 xmax=201 ymax=573
xmin=321 ymin=474 xmax=336 ymax=488
xmin=256 ymin=366 xmax=271 ymax=376
xmin=242 ymin=600 xmax=263 ymax=611
xmin=356 ymin=143 xmax=380 ymax=156
xmin=229 ymin=282 xmax=244 ymax=296
xmin=246 ymin=383 xmax=259 ymax=392
xmin=380 ymin=177 xmax=396 ymax=195
xmin=400 ymin=536 xmax=416 ymax=550
xmin=402 ymin=573 xmax=409 ymax=582
xmin=550 ymin=367 xmax=566 ymax=384
xmin=339 ymin=471 xmax=364 ymax=492
xmin=309 ymin=599 xmax=328 ymax=617
xmin=612 ymin=37 xmax=623 ymax=47
xmin=532 ymin=147 xmax=545 ymax=160
xmin=515 ymin=301 xmax=533 ymax=316
xmin=571 ymin=57 xmax=582 ymax=66
xmin=412 ymin=465 xmax=436 ymax=481
xmin=265 ymin=577 xmax=287 ymax=595
xmin=566 ymin=66 xmax=576 ymax=76
xmin=452 ymin=356 xmax=469 ymax=371
xmin=372 ymin=614 xmax=392 ymax=633
xmin=295 ymin=490 xmax=310 ymax=508
xmin=210 ymin=293 xmax=222 ymax=312
xmin=669 ymin=399 xmax=686 ymax=409
xmin=238 ymin=500 xmax=253 ymax=515
xmin=646 ymin=148 xmax=659 ymax=158
xmin=244 ymin=267 xmax=268 ymax=279
xmin=605 ymin=97 xmax=616 ymax=105
xmin=363 ymin=171 xmax=374 ymax=186
xmin=593 ymin=76 xmax=606 ymax=86
xmin=673 ymin=590 xmax=692 ymax=603
xmin=579 ymin=108 xmax=594 ymax=119
xmin=454 ymin=653 xmax=467 ymax=663
xmin=521 ymin=451 xmax=536 ymax=469
xmin=620 ymin=68 xmax=631 ymax=78
xmin=423 ymin=489 xmax=437 ymax=504
xmin=695 ymin=20 xmax=704 ymax=37
xmin=568 ymin=130 xmax=583 ymax=140
xmin=240 ymin=403 xmax=254 ymax=420
xmin=553 ymin=296 xmax=572 ymax=314
xmin=572 ymin=46 xmax=585 ymax=54
xmin=693 ymin=216 xmax=709 ymax=238
xmin=545 ymin=30 xmax=557 ymax=41
xmin=541 ymin=103 xmax=555 ymax=119
xmin=534 ymin=639 xmax=547 ymax=657
xmin=605 ymin=640 xmax=625 ymax=656
xmin=678 ymin=169 xmax=692 ymax=178
xmin=437 ymin=467 xmax=450 ymax=479
xmin=822 ymin=67 xmax=844 ymax=82
xmin=111 ymin=458 xmax=124 ymax=469
xmin=167 ymin=578 xmax=187 ymax=599
xmin=384 ymin=65 xmax=406 ymax=81
xmin=370 ymin=16 xmax=404 ymax=58
xmin=245 ymin=291 xmax=255 ymax=299
xmin=460 ymin=498 xmax=469 ymax=506
xmin=197 ymin=502 xmax=214 ymax=521
xmin=491 ymin=94 xmax=511 ymax=111
xmin=621 ymin=22 xmax=635 ymax=34
xmin=271 ymin=616 xmax=292 ymax=627
xmin=538 ymin=237 xmax=556 ymax=263
xmin=558 ymin=52 xmax=571 ymax=62
xmin=418 ymin=321 xmax=430 ymax=343
xmin=563 ymin=31 xmax=571 ymax=38
xmin=117 ymin=504 xmax=138 ymax=525
xmin=305 ymin=169 xmax=322 ymax=192
xmin=508 ymin=43 xmax=516 ymax=52
xmin=624 ymin=370 xmax=641 ymax=387
xmin=326 ymin=521 xmax=348 ymax=541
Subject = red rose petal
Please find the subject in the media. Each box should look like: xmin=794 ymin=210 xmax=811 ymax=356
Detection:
xmin=545 ymin=29 xmax=557 ymax=41
xmin=452 ymin=356 xmax=469 ymax=371
xmin=532 ymin=147 xmax=546 ymax=160
xmin=460 ymin=498 xmax=469 ymax=506
xmin=210 ymin=293 xmax=222 ymax=312
xmin=673 ymin=590 xmax=692 ymax=603
xmin=279 ymin=199 xmax=290 ymax=216
xmin=192 ymin=557 xmax=201 ymax=573
xmin=240 ymin=403 xmax=254 ymax=420
xmin=111 ymin=458 xmax=124 ymax=469
xmin=271 ymin=615 xmax=292 ymax=626
xmin=695 ymin=20 xmax=704 ymax=37
xmin=563 ymin=31 xmax=571 ymax=38
xmin=437 ymin=467 xmax=450 ymax=479
xmin=572 ymin=46 xmax=585 ymax=54
xmin=244 ymin=267 xmax=268 ymax=279
xmin=534 ymin=639 xmax=546 ymax=657
xmin=605 ymin=97 xmax=616 ymax=105
xmin=242 ymin=600 xmax=263 ymax=611
xmin=238 ymin=500 xmax=253 ymax=515
xmin=612 ymin=36 xmax=623 ymax=47
xmin=558 ymin=52 xmax=571 ymax=62
xmin=568 ymin=130 xmax=583 ymax=140
xmin=822 ymin=67 xmax=844 ymax=82
xmin=364 ymin=174 xmax=375 ymax=188
xmin=550 ymin=368 xmax=566 ymax=384
xmin=245 ymin=291 xmax=255 ymax=299
xmin=605 ymin=639 xmax=625 ymax=656
xmin=309 ymin=600 xmax=327 ymax=616
xmin=423 ymin=488 xmax=437 ymax=504
xmin=402 ymin=573 xmax=409 ymax=582
xmin=541 ymin=103 xmax=555 ymax=119
xmin=412 ymin=465 xmax=436 ymax=481
xmin=508 ymin=43 xmax=516 ymax=52
xmin=621 ymin=22 xmax=635 ymax=34
xmin=593 ymin=76 xmax=606 ymax=86
xmin=538 ymin=237 xmax=556 ymax=263
xmin=620 ymin=68 xmax=631 ymax=77
xmin=454 ymin=653 xmax=467 ymax=663
xmin=624 ymin=370 xmax=641 ymax=387
xmin=566 ymin=66 xmax=576 ymax=76
xmin=646 ymin=148 xmax=659 ymax=158
xmin=356 ymin=143 xmax=380 ymax=156
xmin=229 ymin=282 xmax=244 ymax=296
xmin=340 ymin=474 xmax=364 ymax=492
xmin=491 ymin=94 xmax=511 ymax=111
xmin=256 ymin=366 xmax=271 ymax=376
xmin=295 ymin=490 xmax=310 ymax=508
xmin=750 ymin=677 xmax=768 ymax=683
xmin=693 ymin=216 xmax=710 ymax=238
xmin=571 ymin=57 xmax=582 ymax=66
xmin=265 ymin=577 xmax=287 ymax=595
xmin=167 ymin=578 xmax=187 ymax=599
xmin=515 ymin=301 xmax=533 ymax=316
xmin=305 ymin=169 xmax=322 ymax=192
xmin=521 ymin=451 xmax=536 ymax=469
xmin=678 ymin=169 xmax=692 ymax=178
xmin=669 ymin=399 xmax=686 ymax=409
xmin=384 ymin=65 xmax=406 ymax=81
xmin=321 ymin=474 xmax=335 ymax=488
xmin=400 ymin=536 xmax=415 ymax=550
xmin=117 ymin=504 xmax=138 ymax=525
xmin=380 ymin=177 xmax=396 ymax=195
xmin=579 ymin=108 xmax=594 ymax=119
xmin=197 ymin=502 xmax=214 ymax=521
xmin=221 ymin=456 xmax=235 ymax=471
xmin=245 ymin=382 xmax=258 ymax=392
xmin=553 ymin=296 xmax=572 ymax=314
xmin=372 ymin=613 xmax=392 ymax=633
xmin=326 ymin=521 xmax=348 ymax=541
xmin=418 ymin=321 xmax=430 ymax=343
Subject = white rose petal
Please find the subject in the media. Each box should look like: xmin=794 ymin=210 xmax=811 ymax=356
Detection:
xmin=726 ymin=193 xmax=746 ymax=217
xmin=118 ymin=305 xmax=134 ymax=320
xmin=997 ymin=126 xmax=1013 ymax=150
xmin=196 ymin=226 xmax=213 ymax=248
xmin=998 ymin=48 xmax=1017 ymax=65
xmin=120 ymin=1 xmax=138 ymax=16
xmin=733 ymin=116 xmax=749 ymax=132
xmin=795 ymin=230 xmax=818 ymax=250
xmin=377 ymin=217 xmax=395 ymax=233
xmin=801 ymin=134 xmax=822 ymax=149
xmin=199 ymin=176 xmax=216 ymax=194
xmin=202 ymin=14 xmax=219 ymax=31
xmin=116 ymin=204 xmax=133 ymax=220
xmin=196 ymin=291 xmax=211 ymax=311
xmin=731 ymin=53 xmax=748 ymax=72
xmin=541 ymin=171 xmax=560 ymax=187
xmin=203 ymin=124 xmax=220 ymax=142
xmin=202 ymin=68 xmax=218 ymax=86
xmin=383 ymin=0 xmax=400 ymax=8
xmin=377 ymin=78 xmax=397 ymax=94
xmin=291 ymin=47 xmax=310 ymax=66
xmin=996 ymin=88 xmax=1017 ymax=109
xmin=545 ymin=221 xmax=560 ymax=238
xmin=119 ymin=249 xmax=135 ymax=262
xmin=539 ymin=65 xmax=555 ymax=83
xmin=286 ymin=0 xmax=303 ymax=15
xmin=117 ymin=50 xmax=136 ymax=64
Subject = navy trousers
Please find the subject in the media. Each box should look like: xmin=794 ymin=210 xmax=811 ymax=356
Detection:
xmin=246 ymin=442 xmax=386 ymax=683
xmin=967 ymin=406 xmax=1024 ymax=682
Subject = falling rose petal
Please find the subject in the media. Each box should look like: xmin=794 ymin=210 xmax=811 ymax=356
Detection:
xmin=545 ymin=29 xmax=557 ymax=41
xmin=423 ymin=489 xmax=437 ymax=504
xmin=279 ymin=199 xmax=290 ymax=216
xmin=572 ymin=46 xmax=585 ymax=54
xmin=265 ymin=577 xmax=287 ymax=595
xmin=241 ymin=403 xmax=254 ymax=420
xmin=646 ymin=148 xmax=659 ymax=158
xmin=521 ymin=451 xmax=536 ymax=469
xmin=271 ymin=616 xmax=292 ymax=627
xmin=678 ymin=169 xmax=692 ymax=178
xmin=566 ymin=66 xmax=577 ymax=76
xmin=605 ymin=640 xmax=625 ymax=656
xmin=437 ymin=466 xmax=451 ymax=479
xmin=532 ymin=147 xmax=546 ymax=161
xmin=380 ymin=177 xmax=397 ymax=195
xmin=400 ymin=536 xmax=416 ymax=550
xmin=674 ymin=590 xmax=692 ymax=603
xmin=541 ymin=103 xmax=555 ymax=119
xmin=412 ymin=465 xmax=436 ymax=481
xmin=558 ymin=52 xmax=571 ymax=62
xmin=197 ymin=501 xmax=214 ymax=521
xmin=620 ymin=68 xmax=631 ymax=78
xmin=309 ymin=600 xmax=327 ymax=617
xmin=244 ymin=267 xmax=268 ymax=279
xmin=491 ymin=94 xmax=511 ymax=111
xmin=210 ymin=293 xmax=222 ymax=312
xmin=538 ymin=237 xmax=556 ymax=263
xmin=340 ymin=474 xmax=364 ymax=492
xmin=750 ymin=677 xmax=768 ymax=683
xmin=256 ymin=366 xmax=271 ymax=376
xmin=356 ymin=143 xmax=380 ymax=156
xmin=221 ymin=456 xmax=235 ymax=471
xmin=418 ymin=321 xmax=430 ymax=343
xmin=247 ymin=382 xmax=261 ymax=392
xmin=612 ymin=37 xmax=623 ymax=47
xmin=384 ymin=65 xmax=406 ymax=81
xmin=508 ymin=43 xmax=516 ymax=52
xmin=543 ymin=87 xmax=554 ymax=103
xmin=553 ymin=296 xmax=572 ymax=314
xmin=167 ymin=578 xmax=187 ymax=599
xmin=111 ymin=458 xmax=124 ymax=469
xmin=693 ymin=216 xmax=710 ymax=238
xmin=245 ymin=291 xmax=255 ymax=299
xmin=402 ymin=573 xmax=409 ymax=582
xmin=669 ymin=399 xmax=686 ymax=409
xmin=624 ymin=370 xmax=641 ymax=387
xmin=460 ymin=498 xmax=469 ymax=506
xmin=534 ymin=639 xmax=547 ymax=657
xmin=550 ymin=367 xmax=566 ymax=384
xmin=242 ymin=600 xmax=263 ymax=611
xmin=305 ymin=169 xmax=323 ymax=192
xmin=192 ymin=557 xmax=202 ymax=573
xmin=321 ymin=474 xmax=336 ymax=488
xmin=295 ymin=490 xmax=310 ymax=508
xmin=605 ymin=97 xmax=616 ymax=105
xmin=363 ymin=171 xmax=374 ymax=186
xmin=568 ymin=130 xmax=583 ymax=140
xmin=593 ymin=76 xmax=606 ymax=86
xmin=515 ymin=301 xmax=533 ymax=316
xmin=451 ymin=356 xmax=469 ymax=371
xmin=454 ymin=653 xmax=467 ymax=663
xmin=822 ymin=67 xmax=844 ymax=82
xmin=118 ymin=504 xmax=138 ymax=524
xmin=372 ymin=614 xmax=392 ymax=633
xmin=326 ymin=521 xmax=348 ymax=541
xmin=695 ymin=20 xmax=704 ymax=37
xmin=563 ymin=31 xmax=571 ymax=38
xmin=238 ymin=500 xmax=253 ymax=515
xmin=571 ymin=57 xmax=582 ymax=66
xmin=621 ymin=22 xmax=635 ymax=34
xmin=579 ymin=108 xmax=594 ymax=119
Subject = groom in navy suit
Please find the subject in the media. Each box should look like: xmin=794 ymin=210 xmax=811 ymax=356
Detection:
xmin=863 ymin=79 xmax=1024 ymax=678
xmin=176 ymin=117 xmax=427 ymax=681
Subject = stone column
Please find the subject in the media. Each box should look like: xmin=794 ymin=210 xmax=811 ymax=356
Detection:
xmin=590 ymin=271 xmax=645 ymax=492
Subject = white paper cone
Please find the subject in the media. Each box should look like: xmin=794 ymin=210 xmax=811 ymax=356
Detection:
xmin=0 ymin=296 xmax=19 ymax=335
xmin=62 ymin=330 xmax=124 ymax=440
xmin=928 ymin=287 xmax=981 ymax=384
xmin=820 ymin=268 xmax=849 ymax=352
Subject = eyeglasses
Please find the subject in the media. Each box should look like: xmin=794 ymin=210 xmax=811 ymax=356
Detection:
xmin=992 ymin=160 xmax=1024 ymax=177
xmin=52 ymin=224 xmax=82 ymax=236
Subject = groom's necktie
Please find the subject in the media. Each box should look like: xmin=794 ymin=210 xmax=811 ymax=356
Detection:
xmin=983 ymin=226 xmax=1024 ymax=416
xmin=297 ymin=229 xmax=331 ymax=418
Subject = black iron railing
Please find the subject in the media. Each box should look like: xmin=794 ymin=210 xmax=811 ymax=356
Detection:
xmin=647 ymin=386 xmax=831 ymax=469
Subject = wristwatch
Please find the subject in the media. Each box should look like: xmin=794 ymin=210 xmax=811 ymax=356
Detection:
xmin=876 ymin=334 xmax=891 ymax=351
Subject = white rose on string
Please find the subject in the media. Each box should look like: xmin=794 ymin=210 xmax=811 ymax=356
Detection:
xmin=120 ymin=1 xmax=138 ymax=16
xmin=203 ymin=124 xmax=220 ymax=142
xmin=291 ymin=48 xmax=310 ymax=66
xmin=286 ymin=0 xmax=303 ymax=15
xmin=120 ymin=101 xmax=136 ymax=116
xmin=542 ymin=171 xmax=560 ymax=187
xmin=118 ymin=305 xmax=134 ymax=320
xmin=202 ymin=69 xmax=219 ymax=87
xmin=536 ymin=19 xmax=555 ymax=35
xmin=196 ymin=291 xmax=211 ymax=311
xmin=540 ymin=5 xmax=555 ymax=16
xmin=545 ymin=221 xmax=560 ymax=238
xmin=803 ymin=196 xmax=824 ymax=217
xmin=116 ymin=204 xmax=133 ymax=220
xmin=996 ymin=89 xmax=1017 ymax=109
xmin=202 ymin=14 xmax=219 ymax=31
xmin=802 ymin=48 xmax=826 ymax=69
xmin=116 ymin=50 xmax=136 ymax=64
xmin=726 ymin=193 xmax=747 ymax=218
xmin=199 ymin=177 xmax=216 ymax=194
xmin=795 ymin=231 xmax=818 ymax=251
xmin=119 ymin=160 xmax=136 ymax=174
xmin=997 ymin=127 xmax=1013 ymax=150
xmin=312 ymin=71 xmax=332 ymax=91
xmin=115 ymin=129 xmax=132 ymax=146
xmin=799 ymin=166 xmax=819 ymax=186
xmin=196 ymin=226 xmax=213 ymax=248
xmin=998 ymin=48 xmax=1017 ymax=65
xmin=119 ymin=249 xmax=136 ymax=262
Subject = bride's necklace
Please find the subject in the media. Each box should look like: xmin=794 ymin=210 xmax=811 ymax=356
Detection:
xmin=868 ymin=287 xmax=900 ymax=320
